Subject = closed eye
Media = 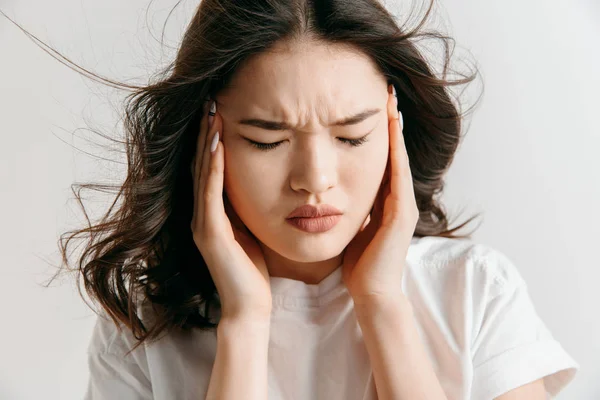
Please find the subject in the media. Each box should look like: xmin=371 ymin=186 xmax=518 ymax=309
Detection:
xmin=245 ymin=134 xmax=371 ymax=151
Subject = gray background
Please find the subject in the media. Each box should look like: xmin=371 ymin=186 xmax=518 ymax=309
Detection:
xmin=0 ymin=0 xmax=597 ymax=398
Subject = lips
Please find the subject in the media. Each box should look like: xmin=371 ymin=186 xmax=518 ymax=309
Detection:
xmin=286 ymin=204 xmax=343 ymax=219
xmin=286 ymin=215 xmax=341 ymax=233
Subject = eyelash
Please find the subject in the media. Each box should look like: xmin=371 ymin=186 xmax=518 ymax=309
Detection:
xmin=246 ymin=136 xmax=370 ymax=151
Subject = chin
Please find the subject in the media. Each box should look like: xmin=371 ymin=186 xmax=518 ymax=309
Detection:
xmin=266 ymin=230 xmax=346 ymax=261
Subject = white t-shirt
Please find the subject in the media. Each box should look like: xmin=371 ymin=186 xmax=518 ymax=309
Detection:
xmin=84 ymin=236 xmax=579 ymax=400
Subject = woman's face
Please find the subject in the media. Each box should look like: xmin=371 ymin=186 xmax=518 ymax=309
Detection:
xmin=215 ymin=40 xmax=390 ymax=278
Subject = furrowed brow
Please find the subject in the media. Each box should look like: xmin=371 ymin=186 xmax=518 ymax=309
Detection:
xmin=237 ymin=108 xmax=381 ymax=131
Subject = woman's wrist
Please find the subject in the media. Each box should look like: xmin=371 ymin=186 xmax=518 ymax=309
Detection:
xmin=218 ymin=312 xmax=272 ymax=334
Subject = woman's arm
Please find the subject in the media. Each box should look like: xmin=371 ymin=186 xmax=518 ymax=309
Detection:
xmin=205 ymin=315 xmax=271 ymax=400
xmin=354 ymin=293 xmax=448 ymax=400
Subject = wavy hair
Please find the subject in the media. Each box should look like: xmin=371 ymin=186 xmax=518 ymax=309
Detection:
xmin=3 ymin=0 xmax=483 ymax=352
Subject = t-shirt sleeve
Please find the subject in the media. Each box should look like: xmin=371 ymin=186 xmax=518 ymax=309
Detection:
xmin=469 ymin=247 xmax=579 ymax=400
xmin=84 ymin=312 xmax=153 ymax=400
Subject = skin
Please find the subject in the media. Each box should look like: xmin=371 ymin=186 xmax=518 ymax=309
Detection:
xmin=199 ymin=39 xmax=549 ymax=399
xmin=213 ymin=39 xmax=390 ymax=285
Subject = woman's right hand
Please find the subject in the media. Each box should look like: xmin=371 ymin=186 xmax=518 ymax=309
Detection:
xmin=190 ymin=99 xmax=272 ymax=321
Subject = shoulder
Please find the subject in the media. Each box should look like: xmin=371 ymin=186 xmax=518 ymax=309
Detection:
xmin=87 ymin=292 xmax=154 ymax=358
xmin=87 ymin=309 xmax=141 ymax=356
xmin=405 ymin=237 xmax=581 ymax=399
xmin=85 ymin=301 xmax=154 ymax=398
xmin=406 ymin=236 xmax=527 ymax=303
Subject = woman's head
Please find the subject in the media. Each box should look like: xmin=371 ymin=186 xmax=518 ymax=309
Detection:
xmin=217 ymin=39 xmax=390 ymax=273
xmin=18 ymin=0 xmax=482 ymax=349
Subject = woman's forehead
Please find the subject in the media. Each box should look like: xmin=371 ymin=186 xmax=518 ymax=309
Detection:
xmin=220 ymin=42 xmax=386 ymax=104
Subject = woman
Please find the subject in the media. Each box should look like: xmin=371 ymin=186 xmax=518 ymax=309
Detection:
xmin=16 ymin=0 xmax=577 ymax=398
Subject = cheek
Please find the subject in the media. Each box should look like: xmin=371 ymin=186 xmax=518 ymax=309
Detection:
xmin=346 ymin=138 xmax=388 ymax=183
xmin=370 ymin=130 xmax=390 ymax=183
xmin=223 ymin=148 xmax=278 ymax=216
xmin=342 ymin=139 xmax=388 ymax=209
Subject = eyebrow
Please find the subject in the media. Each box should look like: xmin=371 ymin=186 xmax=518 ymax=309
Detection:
xmin=237 ymin=108 xmax=381 ymax=131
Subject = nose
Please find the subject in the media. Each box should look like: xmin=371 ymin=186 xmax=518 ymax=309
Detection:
xmin=289 ymin=135 xmax=338 ymax=195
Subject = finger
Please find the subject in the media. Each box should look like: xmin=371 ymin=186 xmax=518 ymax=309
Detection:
xmin=393 ymin=108 xmax=415 ymax=194
xmin=387 ymin=86 xmax=418 ymax=218
xmin=192 ymin=100 xmax=213 ymax=236
xmin=199 ymin=101 xmax=220 ymax=197
xmin=387 ymin=87 xmax=403 ymax=202
xmin=191 ymin=100 xmax=212 ymax=236
xmin=388 ymin=86 xmax=410 ymax=175
xmin=192 ymin=99 xmax=213 ymax=178
xmin=201 ymin=106 xmax=223 ymax=231
xmin=192 ymin=98 xmax=212 ymax=216
xmin=204 ymin=129 xmax=225 ymax=235
xmin=370 ymin=150 xmax=389 ymax=227
xmin=196 ymin=101 xmax=219 ymax=228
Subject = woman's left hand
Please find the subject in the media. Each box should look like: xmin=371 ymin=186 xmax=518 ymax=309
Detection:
xmin=341 ymin=84 xmax=419 ymax=305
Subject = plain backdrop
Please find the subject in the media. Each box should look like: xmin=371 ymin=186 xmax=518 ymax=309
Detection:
xmin=0 ymin=0 xmax=598 ymax=399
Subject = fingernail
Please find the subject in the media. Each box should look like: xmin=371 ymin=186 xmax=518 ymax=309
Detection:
xmin=210 ymin=131 xmax=219 ymax=153
xmin=399 ymin=111 xmax=403 ymax=131
xmin=208 ymin=101 xmax=216 ymax=128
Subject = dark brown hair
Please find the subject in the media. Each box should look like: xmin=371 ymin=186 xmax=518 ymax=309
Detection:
xmin=3 ymin=0 xmax=483 ymax=352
